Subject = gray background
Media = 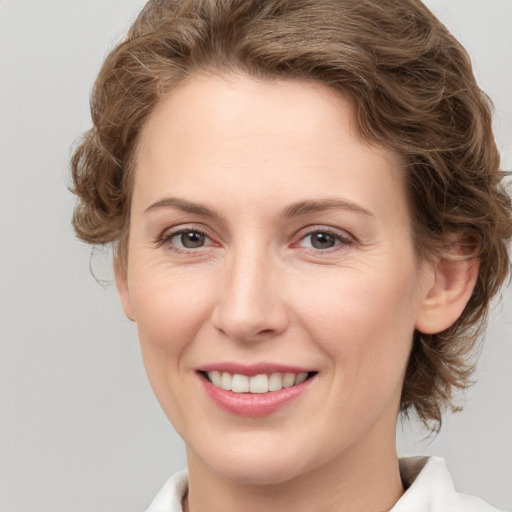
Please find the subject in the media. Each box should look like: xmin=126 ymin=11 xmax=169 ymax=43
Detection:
xmin=0 ymin=1 xmax=510 ymax=511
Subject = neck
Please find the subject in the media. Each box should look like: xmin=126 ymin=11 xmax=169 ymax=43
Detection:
xmin=185 ymin=430 xmax=404 ymax=512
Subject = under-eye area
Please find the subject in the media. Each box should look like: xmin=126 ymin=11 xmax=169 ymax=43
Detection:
xmin=199 ymin=371 xmax=318 ymax=394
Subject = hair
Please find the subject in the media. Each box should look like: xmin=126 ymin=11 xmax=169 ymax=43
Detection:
xmin=71 ymin=0 xmax=511 ymax=430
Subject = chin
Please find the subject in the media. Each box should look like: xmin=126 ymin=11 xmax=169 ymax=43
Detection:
xmin=216 ymin=460 xmax=305 ymax=486
xmin=195 ymin=441 xmax=315 ymax=486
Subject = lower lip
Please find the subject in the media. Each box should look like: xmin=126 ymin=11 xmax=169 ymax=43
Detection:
xmin=200 ymin=374 xmax=315 ymax=417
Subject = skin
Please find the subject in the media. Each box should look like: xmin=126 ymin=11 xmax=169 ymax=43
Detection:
xmin=116 ymin=73 xmax=478 ymax=512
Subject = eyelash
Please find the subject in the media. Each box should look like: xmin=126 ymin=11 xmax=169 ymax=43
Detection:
xmin=156 ymin=225 xmax=216 ymax=253
xmin=156 ymin=225 xmax=354 ymax=254
xmin=293 ymin=227 xmax=354 ymax=254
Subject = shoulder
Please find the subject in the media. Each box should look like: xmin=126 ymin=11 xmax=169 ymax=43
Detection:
xmin=393 ymin=456 xmax=504 ymax=512
xmin=144 ymin=470 xmax=188 ymax=512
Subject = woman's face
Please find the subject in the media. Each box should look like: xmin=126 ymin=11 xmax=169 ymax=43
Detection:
xmin=118 ymin=73 xmax=435 ymax=484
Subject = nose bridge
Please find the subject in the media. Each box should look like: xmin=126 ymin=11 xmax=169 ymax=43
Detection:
xmin=212 ymin=241 xmax=288 ymax=342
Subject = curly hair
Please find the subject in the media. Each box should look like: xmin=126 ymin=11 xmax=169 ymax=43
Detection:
xmin=71 ymin=0 xmax=512 ymax=430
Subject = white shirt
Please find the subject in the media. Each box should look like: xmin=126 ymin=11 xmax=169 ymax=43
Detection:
xmin=144 ymin=456 xmax=503 ymax=512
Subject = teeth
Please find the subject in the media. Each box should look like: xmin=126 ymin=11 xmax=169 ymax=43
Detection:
xmin=295 ymin=372 xmax=308 ymax=385
xmin=282 ymin=373 xmax=296 ymax=388
xmin=207 ymin=371 xmax=311 ymax=394
xmin=210 ymin=371 xmax=221 ymax=387
xmin=249 ymin=374 xmax=268 ymax=394
xmin=220 ymin=372 xmax=232 ymax=391
xmin=231 ymin=374 xmax=249 ymax=393
xmin=268 ymin=373 xmax=283 ymax=392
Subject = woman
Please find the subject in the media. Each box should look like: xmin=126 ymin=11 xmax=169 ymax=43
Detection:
xmin=71 ymin=0 xmax=511 ymax=510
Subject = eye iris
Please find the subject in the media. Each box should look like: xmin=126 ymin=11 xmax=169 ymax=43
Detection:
xmin=181 ymin=231 xmax=205 ymax=248
xmin=311 ymin=232 xmax=336 ymax=249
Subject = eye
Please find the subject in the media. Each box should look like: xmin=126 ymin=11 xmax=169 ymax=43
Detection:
xmin=158 ymin=227 xmax=217 ymax=251
xmin=297 ymin=229 xmax=352 ymax=251
xmin=173 ymin=230 xmax=207 ymax=249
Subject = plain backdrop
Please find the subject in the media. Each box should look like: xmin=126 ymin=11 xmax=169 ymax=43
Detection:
xmin=0 ymin=1 xmax=511 ymax=511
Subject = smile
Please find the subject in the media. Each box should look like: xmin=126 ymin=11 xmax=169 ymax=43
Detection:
xmin=198 ymin=365 xmax=317 ymax=417
xmin=205 ymin=371 xmax=310 ymax=394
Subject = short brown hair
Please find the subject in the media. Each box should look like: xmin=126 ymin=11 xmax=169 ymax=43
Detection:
xmin=71 ymin=0 xmax=512 ymax=429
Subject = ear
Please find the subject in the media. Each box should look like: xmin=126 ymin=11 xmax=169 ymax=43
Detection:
xmin=114 ymin=259 xmax=135 ymax=322
xmin=415 ymin=254 xmax=479 ymax=335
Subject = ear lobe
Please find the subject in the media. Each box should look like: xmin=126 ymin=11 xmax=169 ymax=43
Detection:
xmin=114 ymin=260 xmax=135 ymax=322
xmin=415 ymin=256 xmax=479 ymax=334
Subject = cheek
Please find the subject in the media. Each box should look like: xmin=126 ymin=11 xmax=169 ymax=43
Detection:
xmin=292 ymin=264 xmax=420 ymax=375
xmin=129 ymin=266 xmax=215 ymax=374
xmin=127 ymin=267 xmax=216 ymax=430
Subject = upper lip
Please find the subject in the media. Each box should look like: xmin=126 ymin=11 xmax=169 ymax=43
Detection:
xmin=197 ymin=362 xmax=314 ymax=377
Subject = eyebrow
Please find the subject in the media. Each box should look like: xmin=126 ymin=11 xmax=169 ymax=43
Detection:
xmin=283 ymin=199 xmax=373 ymax=218
xmin=144 ymin=196 xmax=373 ymax=218
xmin=144 ymin=197 xmax=220 ymax=217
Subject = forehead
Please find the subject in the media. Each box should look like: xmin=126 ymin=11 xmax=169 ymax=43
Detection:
xmin=133 ymin=73 xmax=406 ymax=220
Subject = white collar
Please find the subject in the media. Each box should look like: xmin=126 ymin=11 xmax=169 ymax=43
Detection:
xmin=145 ymin=456 xmax=502 ymax=512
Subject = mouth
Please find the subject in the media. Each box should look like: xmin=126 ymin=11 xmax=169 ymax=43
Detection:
xmin=199 ymin=370 xmax=317 ymax=394
xmin=196 ymin=363 xmax=318 ymax=416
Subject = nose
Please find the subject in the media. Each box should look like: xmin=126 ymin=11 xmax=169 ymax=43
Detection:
xmin=211 ymin=249 xmax=289 ymax=343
